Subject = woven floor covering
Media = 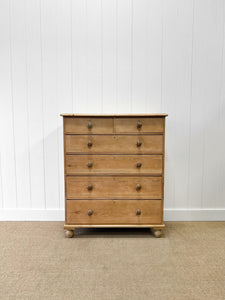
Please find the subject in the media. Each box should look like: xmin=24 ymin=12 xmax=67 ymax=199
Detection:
xmin=0 ymin=221 xmax=224 ymax=300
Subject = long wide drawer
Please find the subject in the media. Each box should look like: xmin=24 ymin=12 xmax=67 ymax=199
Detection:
xmin=64 ymin=117 xmax=113 ymax=134
xmin=65 ymin=135 xmax=163 ymax=154
xmin=115 ymin=117 xmax=164 ymax=133
xmin=65 ymin=154 xmax=163 ymax=175
xmin=66 ymin=176 xmax=162 ymax=199
xmin=66 ymin=200 xmax=162 ymax=224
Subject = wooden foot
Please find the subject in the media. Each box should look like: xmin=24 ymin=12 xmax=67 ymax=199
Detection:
xmin=65 ymin=230 xmax=74 ymax=238
xmin=151 ymin=228 xmax=162 ymax=238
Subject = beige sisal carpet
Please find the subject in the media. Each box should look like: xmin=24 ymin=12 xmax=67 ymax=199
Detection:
xmin=0 ymin=222 xmax=224 ymax=300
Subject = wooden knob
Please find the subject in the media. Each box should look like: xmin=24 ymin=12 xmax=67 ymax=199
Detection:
xmin=87 ymin=141 xmax=92 ymax=148
xmin=136 ymin=184 xmax=141 ymax=191
xmin=87 ymin=121 xmax=92 ymax=129
xmin=136 ymin=162 xmax=142 ymax=168
xmin=87 ymin=209 xmax=93 ymax=216
xmin=136 ymin=209 xmax=141 ymax=215
xmin=137 ymin=120 xmax=142 ymax=129
xmin=136 ymin=140 xmax=142 ymax=147
xmin=87 ymin=184 xmax=93 ymax=191
xmin=87 ymin=162 xmax=93 ymax=168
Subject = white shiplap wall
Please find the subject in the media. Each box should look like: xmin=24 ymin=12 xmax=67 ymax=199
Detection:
xmin=0 ymin=0 xmax=225 ymax=221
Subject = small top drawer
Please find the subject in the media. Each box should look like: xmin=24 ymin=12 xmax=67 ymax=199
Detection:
xmin=115 ymin=117 xmax=164 ymax=133
xmin=64 ymin=117 xmax=113 ymax=134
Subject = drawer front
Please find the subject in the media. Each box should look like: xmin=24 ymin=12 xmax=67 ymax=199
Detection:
xmin=65 ymin=135 xmax=163 ymax=154
xmin=64 ymin=117 xmax=113 ymax=134
xmin=65 ymin=154 xmax=163 ymax=175
xmin=115 ymin=117 xmax=164 ymax=133
xmin=66 ymin=200 xmax=162 ymax=224
xmin=66 ymin=176 xmax=162 ymax=199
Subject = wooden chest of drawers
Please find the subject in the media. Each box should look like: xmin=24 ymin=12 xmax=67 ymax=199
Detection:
xmin=61 ymin=114 xmax=168 ymax=238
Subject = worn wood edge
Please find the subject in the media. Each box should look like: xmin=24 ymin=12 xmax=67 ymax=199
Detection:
xmin=64 ymin=224 xmax=165 ymax=229
xmin=65 ymin=152 xmax=164 ymax=155
xmin=60 ymin=113 xmax=168 ymax=117
xmin=65 ymin=154 xmax=163 ymax=157
xmin=63 ymin=118 xmax=67 ymax=224
xmin=64 ymin=132 xmax=164 ymax=135
xmin=162 ymin=118 xmax=166 ymax=224
xmin=65 ymin=173 xmax=163 ymax=177
xmin=66 ymin=198 xmax=163 ymax=201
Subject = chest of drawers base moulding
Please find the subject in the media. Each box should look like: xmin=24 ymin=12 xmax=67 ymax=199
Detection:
xmin=61 ymin=114 xmax=168 ymax=238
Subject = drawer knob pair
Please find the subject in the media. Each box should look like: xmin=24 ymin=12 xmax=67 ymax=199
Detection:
xmin=87 ymin=162 xmax=93 ymax=168
xmin=87 ymin=121 xmax=92 ymax=129
xmin=88 ymin=209 xmax=140 ymax=216
xmin=87 ymin=209 xmax=93 ymax=216
xmin=136 ymin=140 xmax=142 ymax=147
xmin=87 ymin=184 xmax=93 ymax=191
xmin=137 ymin=120 xmax=142 ymax=129
xmin=136 ymin=209 xmax=141 ymax=215
xmin=136 ymin=184 xmax=141 ymax=191
xmin=88 ymin=184 xmax=141 ymax=191
xmin=136 ymin=162 xmax=142 ymax=168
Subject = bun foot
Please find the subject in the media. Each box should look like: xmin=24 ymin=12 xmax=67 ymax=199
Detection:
xmin=151 ymin=228 xmax=162 ymax=238
xmin=65 ymin=230 xmax=74 ymax=238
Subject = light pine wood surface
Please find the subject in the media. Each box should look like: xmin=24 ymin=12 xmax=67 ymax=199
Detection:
xmin=115 ymin=117 xmax=164 ymax=133
xmin=64 ymin=117 xmax=114 ymax=134
xmin=65 ymin=154 xmax=163 ymax=175
xmin=66 ymin=200 xmax=162 ymax=225
xmin=63 ymin=115 xmax=166 ymax=237
xmin=66 ymin=176 xmax=163 ymax=200
xmin=65 ymin=134 xmax=164 ymax=154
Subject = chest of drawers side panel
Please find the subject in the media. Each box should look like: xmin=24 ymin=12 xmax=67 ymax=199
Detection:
xmin=63 ymin=118 xmax=68 ymax=224
xmin=162 ymin=117 xmax=166 ymax=223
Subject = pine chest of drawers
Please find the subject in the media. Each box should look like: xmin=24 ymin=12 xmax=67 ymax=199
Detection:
xmin=61 ymin=114 xmax=168 ymax=238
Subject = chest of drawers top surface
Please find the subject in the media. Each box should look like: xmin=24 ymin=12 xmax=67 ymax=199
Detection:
xmin=62 ymin=114 xmax=167 ymax=237
xmin=61 ymin=114 xmax=168 ymax=116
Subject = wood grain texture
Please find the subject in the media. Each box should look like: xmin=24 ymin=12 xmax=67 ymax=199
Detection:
xmin=64 ymin=224 xmax=165 ymax=229
xmin=66 ymin=176 xmax=162 ymax=200
xmin=64 ymin=117 xmax=114 ymax=134
xmin=65 ymin=154 xmax=163 ymax=175
xmin=115 ymin=117 xmax=164 ymax=133
xmin=66 ymin=200 xmax=162 ymax=224
xmin=65 ymin=134 xmax=163 ymax=154
xmin=64 ymin=114 xmax=165 ymax=230
xmin=60 ymin=113 xmax=168 ymax=117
